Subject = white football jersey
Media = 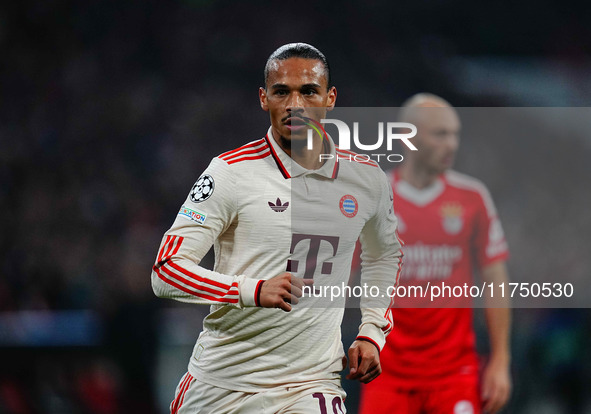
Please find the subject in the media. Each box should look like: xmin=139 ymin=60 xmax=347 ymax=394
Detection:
xmin=152 ymin=127 xmax=403 ymax=392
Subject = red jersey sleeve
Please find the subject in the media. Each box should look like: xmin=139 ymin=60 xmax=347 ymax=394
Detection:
xmin=472 ymin=186 xmax=509 ymax=269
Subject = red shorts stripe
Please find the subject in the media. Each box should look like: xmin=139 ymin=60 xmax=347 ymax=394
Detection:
xmin=176 ymin=374 xmax=193 ymax=412
xmin=171 ymin=373 xmax=191 ymax=414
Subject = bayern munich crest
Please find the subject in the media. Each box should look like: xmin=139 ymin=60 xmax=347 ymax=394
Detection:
xmin=190 ymin=174 xmax=215 ymax=203
xmin=339 ymin=194 xmax=358 ymax=218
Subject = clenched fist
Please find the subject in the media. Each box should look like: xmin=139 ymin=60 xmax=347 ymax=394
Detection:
xmin=258 ymin=272 xmax=314 ymax=312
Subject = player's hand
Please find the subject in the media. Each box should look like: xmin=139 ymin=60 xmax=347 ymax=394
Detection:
xmin=481 ymin=356 xmax=511 ymax=413
xmin=346 ymin=340 xmax=381 ymax=383
xmin=258 ymin=272 xmax=314 ymax=312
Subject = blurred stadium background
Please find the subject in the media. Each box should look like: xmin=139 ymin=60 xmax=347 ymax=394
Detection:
xmin=1 ymin=1 xmax=591 ymax=413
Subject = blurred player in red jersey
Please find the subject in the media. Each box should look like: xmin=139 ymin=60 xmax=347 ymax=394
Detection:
xmin=358 ymin=94 xmax=512 ymax=414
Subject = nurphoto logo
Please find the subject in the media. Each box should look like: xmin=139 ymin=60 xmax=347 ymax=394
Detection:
xmin=302 ymin=117 xmax=418 ymax=163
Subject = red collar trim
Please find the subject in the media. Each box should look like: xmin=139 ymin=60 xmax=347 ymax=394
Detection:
xmin=264 ymin=134 xmax=291 ymax=179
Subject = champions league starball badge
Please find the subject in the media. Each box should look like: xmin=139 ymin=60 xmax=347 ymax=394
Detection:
xmin=190 ymin=174 xmax=215 ymax=203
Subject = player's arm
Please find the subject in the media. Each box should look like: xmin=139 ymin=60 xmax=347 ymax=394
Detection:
xmin=151 ymin=158 xmax=259 ymax=307
xmin=348 ymin=170 xmax=403 ymax=383
xmin=151 ymin=158 xmax=263 ymax=308
xmin=473 ymin=184 xmax=512 ymax=413
xmin=151 ymin=157 xmax=311 ymax=310
xmin=481 ymin=260 xmax=512 ymax=414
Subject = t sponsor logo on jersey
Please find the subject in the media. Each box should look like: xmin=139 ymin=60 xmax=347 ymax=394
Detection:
xmin=190 ymin=174 xmax=214 ymax=203
xmin=178 ymin=205 xmax=207 ymax=225
xmin=268 ymin=197 xmax=289 ymax=212
xmin=287 ymin=234 xmax=340 ymax=278
xmin=339 ymin=195 xmax=358 ymax=218
xmin=440 ymin=202 xmax=464 ymax=235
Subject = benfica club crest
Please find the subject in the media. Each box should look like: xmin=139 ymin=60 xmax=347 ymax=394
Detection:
xmin=440 ymin=203 xmax=464 ymax=235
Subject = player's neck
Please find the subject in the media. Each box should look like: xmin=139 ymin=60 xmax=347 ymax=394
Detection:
xmin=273 ymin=130 xmax=326 ymax=170
xmin=399 ymin=163 xmax=440 ymax=189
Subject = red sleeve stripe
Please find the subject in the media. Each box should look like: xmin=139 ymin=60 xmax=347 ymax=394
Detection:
xmin=226 ymin=150 xmax=271 ymax=164
xmin=218 ymin=139 xmax=266 ymax=159
xmin=383 ymin=307 xmax=394 ymax=334
xmin=158 ymin=235 xmax=176 ymax=262
xmin=154 ymin=236 xmax=240 ymax=302
xmin=157 ymin=235 xmax=183 ymax=265
xmin=160 ymin=262 xmax=239 ymax=296
xmin=156 ymin=236 xmax=166 ymax=263
xmin=166 ymin=259 xmax=235 ymax=290
xmin=155 ymin=237 xmax=234 ymax=291
xmin=356 ymin=336 xmax=381 ymax=352
xmin=221 ymin=142 xmax=269 ymax=161
xmin=254 ymin=279 xmax=264 ymax=307
xmin=155 ymin=266 xmax=239 ymax=303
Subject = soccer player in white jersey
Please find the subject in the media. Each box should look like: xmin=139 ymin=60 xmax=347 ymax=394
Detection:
xmin=359 ymin=94 xmax=512 ymax=414
xmin=151 ymin=43 xmax=403 ymax=413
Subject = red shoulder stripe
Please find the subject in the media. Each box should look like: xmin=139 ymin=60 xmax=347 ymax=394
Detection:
xmin=226 ymin=150 xmax=271 ymax=165
xmin=222 ymin=142 xmax=269 ymax=161
xmin=218 ymin=139 xmax=266 ymax=160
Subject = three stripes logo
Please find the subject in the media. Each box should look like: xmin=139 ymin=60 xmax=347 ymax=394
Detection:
xmin=268 ymin=197 xmax=289 ymax=212
xmin=339 ymin=194 xmax=358 ymax=218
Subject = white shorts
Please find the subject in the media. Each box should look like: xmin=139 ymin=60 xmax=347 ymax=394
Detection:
xmin=170 ymin=372 xmax=347 ymax=414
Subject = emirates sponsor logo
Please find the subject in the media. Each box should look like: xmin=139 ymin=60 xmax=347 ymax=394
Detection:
xmin=400 ymin=243 xmax=463 ymax=281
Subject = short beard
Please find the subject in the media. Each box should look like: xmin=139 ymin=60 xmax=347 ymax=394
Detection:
xmin=279 ymin=135 xmax=307 ymax=151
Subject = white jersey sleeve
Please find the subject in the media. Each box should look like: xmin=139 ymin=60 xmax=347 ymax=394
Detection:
xmin=357 ymin=169 xmax=403 ymax=351
xmin=151 ymin=157 xmax=262 ymax=308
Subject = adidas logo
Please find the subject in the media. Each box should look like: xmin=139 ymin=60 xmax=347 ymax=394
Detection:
xmin=268 ymin=197 xmax=289 ymax=212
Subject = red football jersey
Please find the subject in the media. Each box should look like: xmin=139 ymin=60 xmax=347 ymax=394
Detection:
xmin=377 ymin=169 xmax=509 ymax=388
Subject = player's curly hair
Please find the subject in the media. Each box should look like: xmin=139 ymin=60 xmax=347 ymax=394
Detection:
xmin=264 ymin=43 xmax=331 ymax=90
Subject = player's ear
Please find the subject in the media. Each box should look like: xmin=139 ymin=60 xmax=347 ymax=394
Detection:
xmin=326 ymin=86 xmax=337 ymax=111
xmin=259 ymin=87 xmax=269 ymax=111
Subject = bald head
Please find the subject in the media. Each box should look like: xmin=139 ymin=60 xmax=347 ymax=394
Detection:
xmin=401 ymin=93 xmax=452 ymax=109
xmin=399 ymin=93 xmax=454 ymax=125
xmin=397 ymin=93 xmax=460 ymax=174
